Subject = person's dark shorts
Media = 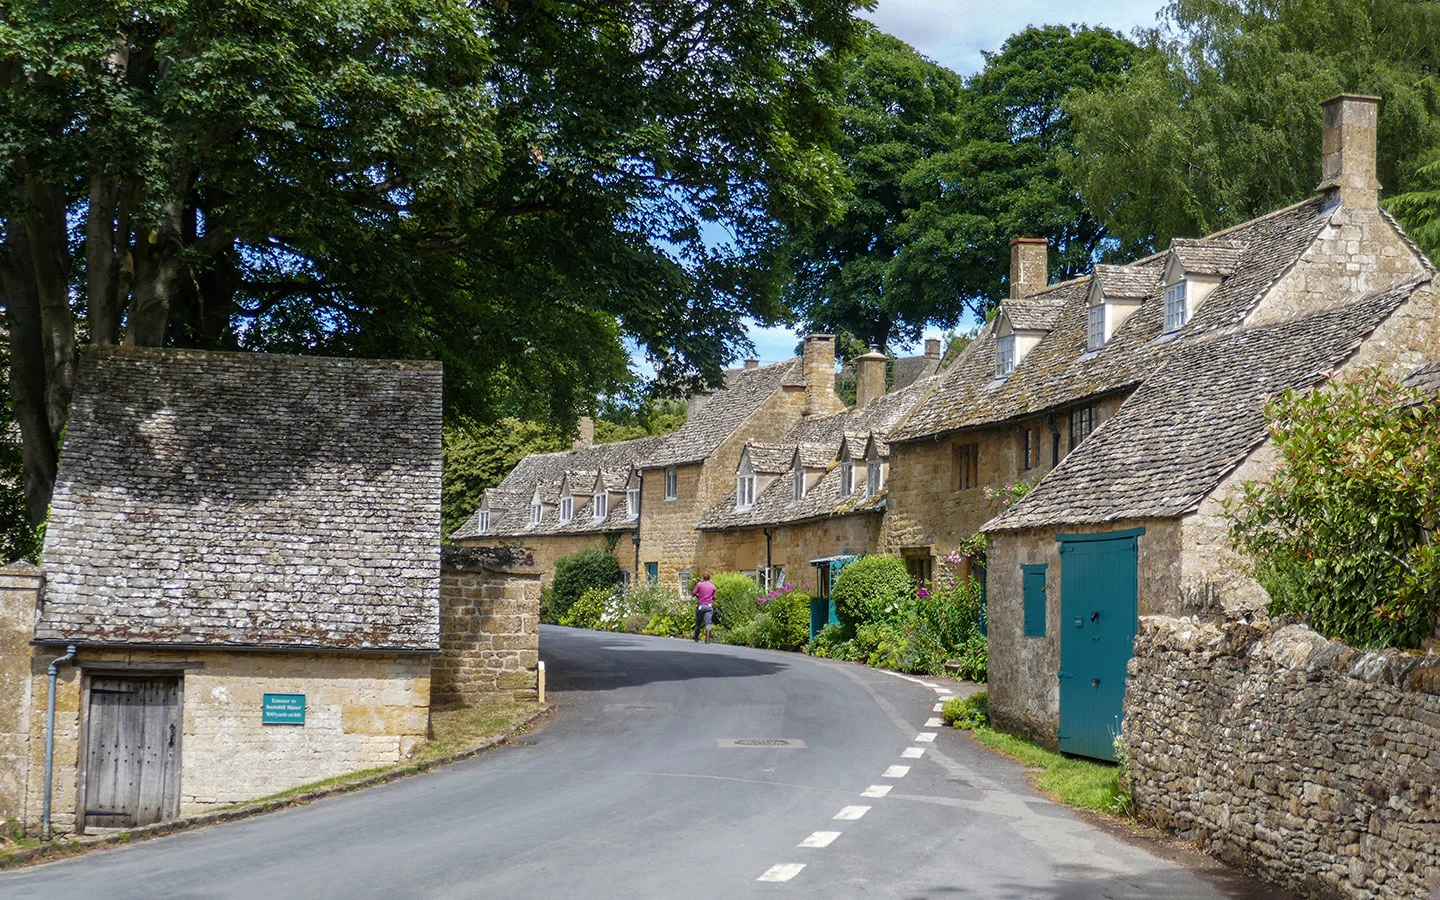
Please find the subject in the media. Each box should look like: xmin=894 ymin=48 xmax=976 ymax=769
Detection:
xmin=695 ymin=605 xmax=713 ymax=628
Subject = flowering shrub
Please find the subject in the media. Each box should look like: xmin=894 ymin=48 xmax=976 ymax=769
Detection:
xmin=983 ymin=479 xmax=1035 ymax=508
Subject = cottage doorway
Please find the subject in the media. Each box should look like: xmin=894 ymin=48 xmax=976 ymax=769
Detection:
xmin=1055 ymin=528 xmax=1142 ymax=762
xmin=79 ymin=675 xmax=182 ymax=831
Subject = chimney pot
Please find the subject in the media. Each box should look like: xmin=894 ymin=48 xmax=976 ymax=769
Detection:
xmin=1318 ymin=94 xmax=1381 ymax=209
xmin=743 ymin=358 xmax=759 ymax=369
xmin=1009 ymin=238 xmax=1049 ymax=299
xmin=924 ymin=338 xmax=941 ymax=360
xmin=854 ymin=347 xmax=888 ymax=408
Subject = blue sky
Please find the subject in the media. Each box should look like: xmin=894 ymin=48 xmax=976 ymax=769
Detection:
xmin=733 ymin=0 xmax=1167 ymax=366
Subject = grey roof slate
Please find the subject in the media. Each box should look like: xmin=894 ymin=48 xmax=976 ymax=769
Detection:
xmin=451 ymin=435 xmax=660 ymax=540
xmin=645 ymin=360 xmax=800 ymax=468
xmin=1170 ymin=238 xmax=1248 ymax=276
xmin=746 ymin=443 xmax=794 ymax=474
xmin=35 ymin=348 xmax=443 ymax=652
xmin=892 ymin=197 xmax=1334 ymax=443
xmin=891 ymin=354 xmax=937 ymax=390
xmin=1093 ymin=264 xmax=1161 ymax=300
xmin=696 ymin=460 xmax=886 ymax=531
xmin=1002 ymin=296 xmax=1066 ymax=332
xmin=985 ymin=279 xmax=1428 ymax=532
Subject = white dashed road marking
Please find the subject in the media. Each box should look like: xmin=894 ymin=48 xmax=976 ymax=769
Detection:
xmin=798 ymin=831 xmax=841 ymax=848
xmin=882 ymin=765 xmax=911 ymax=778
xmin=915 ymin=732 xmax=937 ymax=743
xmin=861 ymin=785 xmax=892 ymax=798
xmin=901 ymin=747 xmax=924 ymax=759
xmin=933 ymin=702 xmax=944 ymax=712
xmin=833 ymin=806 xmax=871 ymax=820
xmin=925 ymin=717 xmax=943 ymax=727
xmin=758 ymin=864 xmax=806 ymax=882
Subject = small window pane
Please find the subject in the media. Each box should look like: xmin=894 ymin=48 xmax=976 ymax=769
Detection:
xmin=1087 ymin=303 xmax=1105 ymax=349
xmin=665 ymin=467 xmax=678 ymax=500
xmin=1164 ymin=282 xmax=1188 ymax=332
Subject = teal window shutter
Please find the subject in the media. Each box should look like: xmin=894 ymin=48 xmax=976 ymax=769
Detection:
xmin=1022 ymin=564 xmax=1047 ymax=637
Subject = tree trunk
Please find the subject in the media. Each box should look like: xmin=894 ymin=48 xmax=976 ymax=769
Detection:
xmin=22 ymin=176 xmax=77 ymax=440
xmin=125 ymin=197 xmax=185 ymax=347
xmin=86 ymin=166 xmax=126 ymax=345
xmin=1 ymin=221 xmax=60 ymax=528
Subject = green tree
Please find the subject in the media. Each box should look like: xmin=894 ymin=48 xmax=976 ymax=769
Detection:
xmin=1 ymin=0 xmax=866 ymax=529
xmin=1067 ymin=0 xmax=1440 ymax=254
xmin=1388 ymin=159 xmax=1440 ymax=260
xmin=783 ymin=26 xmax=968 ymax=348
xmin=441 ymin=418 xmax=567 ymax=539
xmin=890 ymin=25 xmax=1146 ymax=323
xmin=1228 ymin=371 xmax=1439 ymax=649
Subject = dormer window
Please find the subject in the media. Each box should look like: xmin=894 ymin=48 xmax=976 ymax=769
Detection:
xmin=627 ymin=487 xmax=640 ymax=519
xmin=592 ymin=493 xmax=607 ymax=520
xmin=1087 ymin=302 xmax=1106 ymax=350
xmin=866 ymin=459 xmax=883 ymax=495
xmin=1164 ymin=281 xmax=1188 ymax=332
xmin=560 ymin=496 xmax=574 ymax=523
xmin=996 ymin=335 xmax=1016 ymax=377
xmin=839 ymin=460 xmax=854 ymax=497
xmin=736 ymin=472 xmax=755 ymax=510
xmin=530 ymin=503 xmax=542 ymax=526
xmin=794 ymin=468 xmax=806 ymax=503
xmin=479 ymin=509 xmax=490 ymax=532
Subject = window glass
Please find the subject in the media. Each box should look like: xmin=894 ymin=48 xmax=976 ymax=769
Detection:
xmin=867 ymin=460 xmax=883 ymax=494
xmin=627 ymin=488 xmax=640 ymax=518
xmin=479 ymin=509 xmax=490 ymax=531
xmin=593 ymin=493 xmax=607 ymax=519
xmin=793 ymin=469 xmax=805 ymax=503
xmin=1164 ymin=282 xmax=1188 ymax=332
xmin=559 ymin=496 xmax=573 ymax=522
xmin=1070 ymin=406 xmax=1097 ymax=449
xmin=1087 ymin=303 xmax=1105 ymax=349
xmin=839 ymin=461 xmax=854 ymax=497
xmin=996 ymin=335 xmax=1016 ymax=376
xmin=665 ymin=466 xmax=678 ymax=500
xmin=530 ymin=503 xmax=542 ymax=526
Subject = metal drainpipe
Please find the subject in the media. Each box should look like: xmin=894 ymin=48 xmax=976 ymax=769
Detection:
xmin=632 ymin=472 xmax=643 ymax=578
xmin=764 ymin=529 xmax=773 ymax=584
xmin=42 ymin=644 xmax=78 ymax=841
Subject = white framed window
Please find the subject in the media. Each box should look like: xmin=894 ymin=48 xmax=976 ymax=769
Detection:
xmin=626 ymin=487 xmax=640 ymax=519
xmin=793 ymin=469 xmax=806 ymax=503
xmin=839 ymin=460 xmax=854 ymax=497
xmin=530 ymin=503 xmax=542 ymax=526
xmin=996 ymin=334 xmax=1016 ymax=377
xmin=479 ymin=509 xmax=490 ymax=531
xmin=867 ymin=460 xmax=883 ymax=495
xmin=1164 ymin=281 xmax=1188 ymax=332
xmin=677 ymin=569 xmax=692 ymax=600
xmin=1087 ymin=303 xmax=1106 ymax=349
xmin=559 ymin=496 xmax=574 ymax=523
xmin=664 ymin=466 xmax=678 ymax=500
xmin=592 ymin=493 xmax=607 ymax=520
xmin=764 ymin=566 xmax=787 ymax=590
xmin=736 ymin=473 xmax=756 ymax=510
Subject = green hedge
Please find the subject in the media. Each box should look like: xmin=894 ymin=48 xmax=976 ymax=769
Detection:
xmin=547 ymin=547 xmax=622 ymax=623
xmin=831 ymin=555 xmax=910 ymax=627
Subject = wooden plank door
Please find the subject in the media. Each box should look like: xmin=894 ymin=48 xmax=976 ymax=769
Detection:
xmin=83 ymin=676 xmax=181 ymax=828
xmin=1057 ymin=530 xmax=1141 ymax=762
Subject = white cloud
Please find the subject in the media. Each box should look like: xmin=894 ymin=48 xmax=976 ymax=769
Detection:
xmin=862 ymin=0 xmax=1165 ymax=75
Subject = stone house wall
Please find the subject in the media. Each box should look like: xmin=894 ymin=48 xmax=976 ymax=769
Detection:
xmin=883 ymin=395 xmax=1129 ymax=564
xmin=0 ymin=565 xmax=39 ymax=828
xmin=433 ymin=546 xmax=543 ymax=705
xmin=1126 ymin=615 xmax=1440 ymax=899
xmin=985 ymin=518 xmax=1180 ymax=748
xmin=24 ymin=645 xmax=431 ymax=835
xmin=497 ymin=532 xmax=621 ymax=587
xmin=693 ymin=514 xmax=881 ymax=587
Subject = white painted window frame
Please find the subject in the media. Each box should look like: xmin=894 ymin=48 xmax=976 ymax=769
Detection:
xmin=1087 ymin=302 xmax=1106 ymax=350
xmin=592 ymin=493 xmax=607 ymax=520
xmin=1164 ymin=281 xmax=1188 ymax=332
xmin=626 ymin=487 xmax=640 ymax=519
xmin=839 ymin=460 xmax=854 ymax=497
xmin=559 ymin=496 xmax=574 ymax=523
xmin=664 ymin=466 xmax=678 ymax=501
xmin=996 ymin=334 xmax=1016 ymax=377
xmin=867 ymin=459 xmax=883 ymax=495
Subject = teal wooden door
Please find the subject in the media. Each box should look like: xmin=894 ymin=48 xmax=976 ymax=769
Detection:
xmin=1056 ymin=528 xmax=1142 ymax=761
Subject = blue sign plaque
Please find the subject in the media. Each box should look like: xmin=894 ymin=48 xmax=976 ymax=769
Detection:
xmin=262 ymin=693 xmax=306 ymax=725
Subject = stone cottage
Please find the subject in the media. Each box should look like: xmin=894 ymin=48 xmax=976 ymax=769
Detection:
xmin=454 ymin=335 xmax=849 ymax=589
xmin=973 ymin=95 xmax=1438 ymax=759
xmin=0 ymin=347 xmax=445 ymax=835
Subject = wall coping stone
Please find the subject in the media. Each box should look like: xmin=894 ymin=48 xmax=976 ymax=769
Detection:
xmin=441 ymin=545 xmax=537 ymax=574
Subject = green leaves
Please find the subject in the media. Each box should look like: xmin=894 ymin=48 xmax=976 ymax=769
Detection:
xmin=1228 ymin=370 xmax=1440 ymax=649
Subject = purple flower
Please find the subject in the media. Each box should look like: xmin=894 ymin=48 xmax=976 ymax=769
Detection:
xmin=917 ymin=587 xmax=930 ymax=598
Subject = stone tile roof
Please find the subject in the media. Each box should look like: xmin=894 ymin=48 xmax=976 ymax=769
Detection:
xmin=746 ymin=443 xmax=794 ymax=474
xmin=1002 ymin=295 xmax=1066 ymax=332
xmin=451 ymin=436 xmax=659 ymax=540
xmin=892 ymin=197 xmax=1334 ymax=443
xmin=35 ymin=348 xmax=443 ymax=652
xmin=695 ymin=375 xmax=939 ymax=531
xmin=645 ymin=360 xmax=800 ymax=468
xmin=1403 ymin=359 xmax=1440 ymax=394
xmin=891 ymin=354 xmax=935 ymax=390
xmin=985 ymin=279 xmax=1427 ymax=532
xmin=1093 ymin=264 xmax=1161 ymax=300
xmin=1170 ymin=238 xmax=1247 ymax=276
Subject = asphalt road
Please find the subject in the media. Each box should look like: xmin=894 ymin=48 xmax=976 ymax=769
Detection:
xmin=0 ymin=626 xmax=1281 ymax=899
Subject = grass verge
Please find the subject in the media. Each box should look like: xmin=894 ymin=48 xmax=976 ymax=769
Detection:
xmin=967 ymin=727 xmax=1130 ymax=815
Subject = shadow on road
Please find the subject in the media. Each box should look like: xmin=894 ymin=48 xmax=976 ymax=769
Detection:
xmin=543 ymin=631 xmax=789 ymax=692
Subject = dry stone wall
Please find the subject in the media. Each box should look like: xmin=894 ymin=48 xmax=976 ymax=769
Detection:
xmin=433 ymin=546 xmax=543 ymax=704
xmin=0 ymin=565 xmax=39 ymax=829
xmin=1126 ymin=616 xmax=1440 ymax=899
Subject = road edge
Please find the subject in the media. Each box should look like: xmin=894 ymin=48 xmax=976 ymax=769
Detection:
xmin=0 ymin=703 xmax=556 ymax=872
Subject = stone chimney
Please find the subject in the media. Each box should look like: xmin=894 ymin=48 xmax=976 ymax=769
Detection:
xmin=925 ymin=338 xmax=941 ymax=361
xmin=802 ymin=334 xmax=841 ymax=418
xmin=572 ymin=416 xmax=594 ymax=451
xmin=1009 ymin=238 xmax=1049 ymax=299
xmin=1317 ymin=94 xmax=1381 ymax=210
xmin=743 ymin=358 xmax=760 ymax=369
xmin=854 ymin=345 xmax=888 ymax=408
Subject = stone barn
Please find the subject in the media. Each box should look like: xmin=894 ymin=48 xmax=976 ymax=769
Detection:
xmin=0 ymin=347 xmax=444 ymax=836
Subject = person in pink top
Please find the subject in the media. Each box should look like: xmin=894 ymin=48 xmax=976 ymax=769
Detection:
xmin=691 ymin=571 xmax=716 ymax=643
